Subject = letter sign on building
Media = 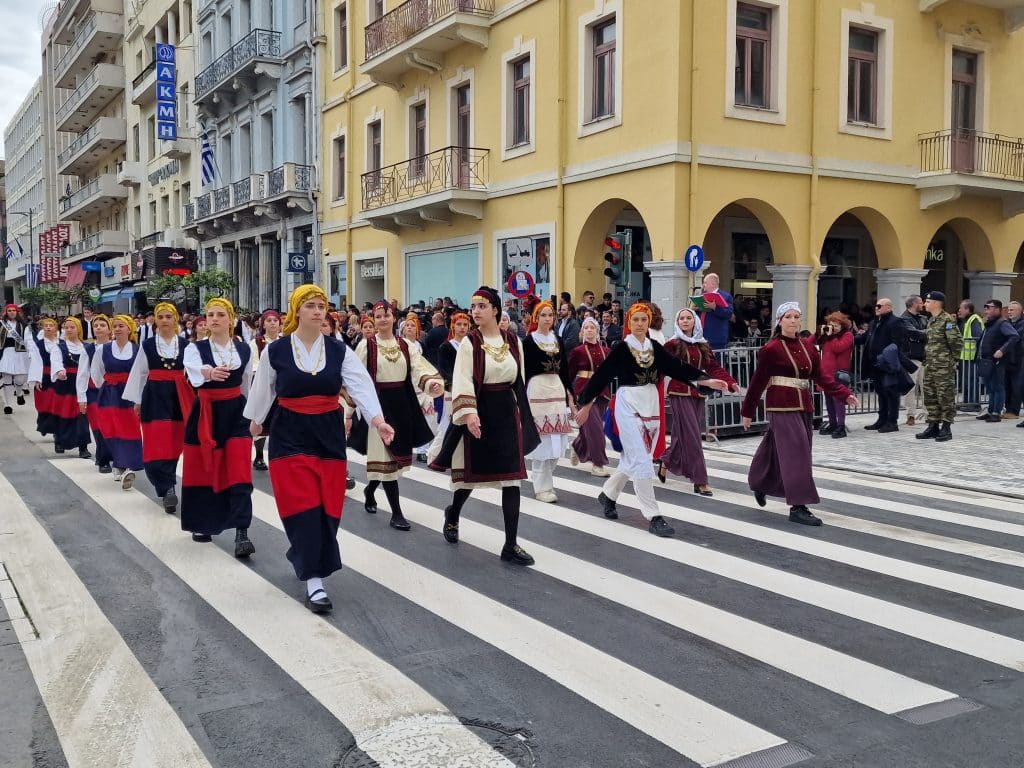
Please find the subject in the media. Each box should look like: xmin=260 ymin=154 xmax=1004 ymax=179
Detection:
xmin=155 ymin=44 xmax=177 ymax=141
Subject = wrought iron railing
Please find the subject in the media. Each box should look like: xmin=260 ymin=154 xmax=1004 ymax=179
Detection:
xmin=184 ymin=203 xmax=195 ymax=225
xmin=364 ymin=0 xmax=494 ymax=60
xmin=213 ymin=186 xmax=231 ymax=212
xmin=55 ymin=14 xmax=97 ymax=77
xmin=132 ymin=58 xmax=156 ymax=89
xmin=233 ymin=177 xmax=253 ymax=205
xmin=361 ymin=146 xmax=487 ymax=210
xmin=59 ymin=177 xmax=100 ymax=214
xmin=195 ymin=29 xmax=282 ymax=100
xmin=919 ymin=129 xmax=1024 ymax=180
xmin=136 ymin=231 xmax=163 ymax=249
xmin=57 ymin=69 xmax=98 ymax=122
xmin=268 ymin=163 xmax=314 ymax=195
xmin=58 ymin=119 xmax=100 ymax=166
xmin=68 ymin=232 xmax=101 ymax=258
xmin=187 ymin=164 xmax=310 ymax=223
xmin=196 ymin=193 xmax=212 ymax=219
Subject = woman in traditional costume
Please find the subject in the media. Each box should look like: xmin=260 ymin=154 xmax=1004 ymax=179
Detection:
xmin=27 ymin=317 xmax=62 ymax=440
xmin=124 ymin=303 xmax=194 ymax=513
xmin=248 ymin=310 xmax=282 ymax=471
xmin=351 ymin=301 xmax=443 ymax=531
xmin=49 ymin=317 xmax=92 ymax=459
xmin=181 ymin=298 xmax=255 ymax=556
xmin=575 ymin=303 xmax=729 ymax=537
xmin=0 ymin=304 xmax=31 ymax=414
xmin=245 ymin=285 xmax=392 ymax=612
xmin=90 ymin=315 xmax=144 ymax=489
xmin=740 ymin=303 xmax=858 ymax=527
xmin=659 ymin=309 xmax=740 ymax=495
xmin=430 ymin=286 xmax=540 ymax=565
xmin=401 ymin=315 xmax=436 ymax=462
xmin=567 ymin=317 xmax=611 ymax=477
xmin=77 ymin=314 xmax=113 ymax=473
xmin=522 ymin=300 xmax=575 ymax=502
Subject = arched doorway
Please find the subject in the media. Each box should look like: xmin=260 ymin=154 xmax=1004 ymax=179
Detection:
xmin=1011 ymin=243 xmax=1024 ymax=303
xmin=921 ymin=218 xmax=994 ymax=304
xmin=572 ymin=198 xmax=654 ymax=305
xmin=816 ymin=208 xmax=895 ymax=324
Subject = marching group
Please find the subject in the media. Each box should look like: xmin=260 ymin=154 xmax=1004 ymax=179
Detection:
xmin=0 ymin=279 xmax=860 ymax=612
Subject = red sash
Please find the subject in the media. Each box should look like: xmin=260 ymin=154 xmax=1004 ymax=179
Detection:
xmin=104 ymin=372 xmax=129 ymax=385
xmin=278 ymin=395 xmax=340 ymax=414
xmin=197 ymin=386 xmax=241 ymax=470
xmin=148 ymin=368 xmax=196 ymax=419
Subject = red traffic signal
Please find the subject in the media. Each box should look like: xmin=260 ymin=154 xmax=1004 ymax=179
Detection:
xmin=604 ymin=236 xmax=622 ymax=250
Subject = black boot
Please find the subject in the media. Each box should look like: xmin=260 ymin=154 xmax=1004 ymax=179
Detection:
xmin=443 ymin=506 xmax=459 ymax=543
xmin=16 ymin=395 xmax=25 ymax=406
xmin=234 ymin=528 xmax=255 ymax=558
xmin=789 ymin=505 xmax=823 ymax=526
xmin=163 ymin=487 xmax=178 ymax=514
xmin=830 ymin=425 xmax=847 ymax=439
xmin=818 ymin=422 xmax=835 ymax=435
xmin=935 ymin=422 xmax=953 ymax=442
xmin=754 ymin=491 xmax=767 ymax=507
xmin=54 ymin=444 xmax=65 ymax=454
xmin=2 ymin=406 xmax=11 ymax=415
xmin=383 ymin=481 xmax=411 ymax=530
xmin=598 ymin=491 xmax=618 ymax=519
xmin=78 ymin=447 xmax=92 ymax=459
xmin=915 ymin=422 xmax=940 ymax=439
xmin=364 ymin=481 xmax=379 ymax=514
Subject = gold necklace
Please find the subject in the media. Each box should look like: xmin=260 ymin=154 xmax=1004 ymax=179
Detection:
xmin=211 ymin=338 xmax=236 ymax=368
xmin=482 ymin=340 xmax=510 ymax=363
xmin=158 ymin=334 xmax=179 ymax=369
xmin=292 ymin=334 xmax=325 ymax=375
xmin=378 ymin=338 xmax=402 ymax=364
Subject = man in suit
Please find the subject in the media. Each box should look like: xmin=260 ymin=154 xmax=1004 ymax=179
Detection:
xmin=80 ymin=306 xmax=97 ymax=341
xmin=138 ymin=311 xmax=156 ymax=342
xmin=857 ymin=297 xmax=907 ymax=432
xmin=556 ymin=301 xmax=581 ymax=353
xmin=600 ymin=310 xmax=622 ymax=347
xmin=421 ymin=311 xmax=449 ymax=367
xmin=693 ymin=272 xmax=733 ymax=350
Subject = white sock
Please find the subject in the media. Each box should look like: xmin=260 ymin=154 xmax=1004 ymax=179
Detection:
xmin=306 ymin=577 xmax=325 ymax=597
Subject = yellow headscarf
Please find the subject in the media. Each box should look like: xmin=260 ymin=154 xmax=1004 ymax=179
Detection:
xmin=63 ymin=316 xmax=84 ymax=340
xmin=204 ymin=297 xmax=236 ymax=324
xmin=113 ymin=314 xmax=139 ymax=343
xmin=154 ymin=301 xmax=180 ymax=323
xmin=282 ymin=284 xmax=329 ymax=336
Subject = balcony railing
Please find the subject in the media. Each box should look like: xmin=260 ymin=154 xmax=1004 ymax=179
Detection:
xmin=67 ymin=230 xmax=130 ymax=260
xmin=361 ymin=146 xmax=488 ymax=210
xmin=213 ymin=185 xmax=231 ymax=212
xmin=184 ymin=203 xmax=195 ymax=225
xmin=196 ymin=193 xmax=212 ymax=219
xmin=58 ymin=119 xmax=101 ymax=166
xmin=60 ymin=178 xmax=102 ymax=214
xmin=919 ymin=129 xmax=1024 ymax=181
xmin=364 ymin=0 xmax=494 ymax=60
xmin=132 ymin=59 xmax=156 ymax=89
xmin=186 ymin=163 xmax=315 ymax=225
xmin=195 ymin=29 xmax=282 ymax=100
xmin=54 ymin=13 xmax=97 ymax=77
xmin=268 ymin=163 xmax=313 ymax=196
xmin=136 ymin=231 xmax=163 ymax=249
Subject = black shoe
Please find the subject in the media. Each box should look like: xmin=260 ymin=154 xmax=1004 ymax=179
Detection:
xmin=364 ymin=489 xmax=378 ymax=514
xmin=500 ymin=545 xmax=535 ymax=566
xmin=789 ymin=505 xmax=822 ymax=526
xmin=16 ymin=396 xmax=25 ymax=406
xmin=830 ymin=425 xmax=847 ymax=439
xmin=306 ymin=588 xmax=333 ymax=614
xmin=234 ymin=529 xmax=255 ymax=558
xmin=252 ymin=458 xmax=268 ymax=471
xmin=935 ymin=422 xmax=953 ymax=442
xmin=389 ymin=514 xmax=412 ymax=531
xmin=818 ymin=422 xmax=835 ymax=435
xmin=864 ymin=421 xmax=884 ymax=430
xmin=656 ymin=460 xmax=667 ymax=484
xmin=416 ymin=453 xmax=427 ymax=463
xmin=754 ymin=491 xmax=767 ymax=507
xmin=598 ymin=491 xmax=618 ymax=519
xmin=915 ymin=422 xmax=940 ymax=439
xmin=975 ymin=413 xmax=991 ymax=420
xmin=192 ymin=533 xmax=212 ymax=543
xmin=986 ymin=413 xmax=1002 ymax=423
xmin=54 ymin=444 xmax=65 ymax=454
xmin=649 ymin=515 xmax=675 ymax=537
xmin=693 ymin=484 xmax=713 ymax=497
xmin=1017 ymin=420 xmax=1024 ymax=428
xmin=78 ymin=447 xmax=92 ymax=459
xmin=2 ymin=406 xmax=11 ymax=415
xmin=877 ymin=423 xmax=898 ymax=433
xmin=98 ymin=463 xmax=112 ymax=474
xmin=163 ymin=489 xmax=178 ymax=514
xmin=346 ymin=477 xmax=356 ymax=490
xmin=443 ymin=520 xmax=459 ymax=544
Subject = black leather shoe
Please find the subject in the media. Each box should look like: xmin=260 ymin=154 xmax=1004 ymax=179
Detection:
xmin=16 ymin=395 xmax=25 ymax=406
xmin=986 ymin=413 xmax=1001 ymax=423
xmin=598 ymin=492 xmax=618 ymax=519
xmin=975 ymin=413 xmax=991 ymax=420
xmin=500 ymin=545 xmax=535 ymax=566
xmin=192 ymin=533 xmax=212 ymax=543
xmin=656 ymin=460 xmax=667 ymax=484
xmin=416 ymin=453 xmax=427 ymax=463
xmin=2 ymin=406 xmax=11 ymax=415
xmin=98 ymin=464 xmax=112 ymax=474
xmin=389 ymin=514 xmax=412 ymax=531
xmin=78 ymin=447 xmax=92 ymax=459
xmin=649 ymin=516 xmax=676 ymax=537
xmin=306 ymin=588 xmax=333 ymax=614
xmin=830 ymin=426 xmax=847 ymax=439
xmin=789 ymin=505 xmax=823 ymax=526
xmin=364 ymin=490 xmax=377 ymax=514
xmin=693 ymin=484 xmax=713 ymax=497
xmin=346 ymin=477 xmax=356 ymax=490
xmin=234 ymin=529 xmax=255 ymax=558
xmin=754 ymin=491 xmax=767 ymax=507
xmin=864 ymin=421 xmax=883 ymax=430
xmin=818 ymin=422 xmax=835 ymax=435
xmin=54 ymin=444 xmax=65 ymax=454
xmin=163 ymin=489 xmax=178 ymax=514
xmin=935 ymin=422 xmax=953 ymax=442
xmin=1017 ymin=420 xmax=1024 ymax=428
xmin=877 ymin=423 xmax=898 ymax=433
xmin=916 ymin=422 xmax=940 ymax=439
xmin=252 ymin=458 xmax=268 ymax=471
xmin=443 ymin=522 xmax=459 ymax=544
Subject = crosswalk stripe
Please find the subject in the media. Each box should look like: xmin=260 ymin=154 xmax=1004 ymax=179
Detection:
xmin=0 ymin=472 xmax=212 ymax=768
xmin=47 ymin=459 xmax=517 ymax=768
xmin=365 ymin=481 xmax=961 ymax=716
xmin=375 ymin=460 xmax=1024 ymax=672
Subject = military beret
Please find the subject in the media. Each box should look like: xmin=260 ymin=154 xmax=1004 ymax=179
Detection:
xmin=924 ymin=291 xmax=946 ymax=302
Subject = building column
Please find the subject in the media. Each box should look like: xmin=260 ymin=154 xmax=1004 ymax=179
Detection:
xmin=647 ymin=260 xmax=694 ymax=317
xmin=258 ymin=239 xmax=277 ymax=310
xmin=167 ymin=10 xmax=177 ymax=45
xmin=766 ymin=264 xmax=814 ymax=324
xmin=873 ymin=268 xmax=929 ymax=306
xmin=967 ymin=272 xmax=1018 ymax=306
xmin=237 ymin=243 xmax=251 ymax=312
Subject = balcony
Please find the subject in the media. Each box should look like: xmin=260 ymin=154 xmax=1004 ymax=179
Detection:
xmin=360 ymin=146 xmax=487 ymax=231
xmin=53 ymin=12 xmax=124 ymax=88
xmin=158 ymin=139 xmax=192 ymax=159
xmin=131 ymin=59 xmax=157 ymax=105
xmin=64 ymin=229 xmax=131 ymax=264
xmin=58 ymin=174 xmax=129 ymax=221
xmin=194 ymin=29 xmax=282 ymax=109
xmin=919 ymin=1 xmax=1024 ymax=33
xmin=362 ymin=0 xmax=494 ymax=88
xmin=56 ymin=116 xmax=126 ymax=176
xmin=55 ymin=63 xmax=125 ymax=133
xmin=136 ymin=229 xmax=186 ymax=250
xmin=184 ymin=162 xmax=316 ymax=237
xmin=116 ymin=160 xmax=145 ymax=187
xmin=50 ymin=0 xmax=123 ymax=45
xmin=917 ymin=129 xmax=1024 ymax=217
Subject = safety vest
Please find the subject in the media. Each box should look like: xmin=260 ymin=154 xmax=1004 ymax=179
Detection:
xmin=961 ymin=313 xmax=982 ymax=360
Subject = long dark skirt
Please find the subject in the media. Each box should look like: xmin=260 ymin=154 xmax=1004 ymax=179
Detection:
xmin=572 ymin=396 xmax=608 ymax=467
xmin=51 ymin=376 xmax=90 ymax=450
xmin=662 ymin=396 xmax=708 ymax=485
xmin=747 ymin=411 xmax=819 ymax=506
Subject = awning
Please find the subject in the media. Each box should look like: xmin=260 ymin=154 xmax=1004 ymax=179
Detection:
xmin=64 ymin=263 xmax=86 ymax=288
xmin=98 ymin=288 xmax=121 ymax=301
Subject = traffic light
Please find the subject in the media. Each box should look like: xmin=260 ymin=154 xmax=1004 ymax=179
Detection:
xmin=603 ymin=235 xmax=628 ymax=287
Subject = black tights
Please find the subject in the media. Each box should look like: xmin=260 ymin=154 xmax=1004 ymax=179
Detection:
xmin=365 ymin=480 xmax=406 ymax=519
xmin=445 ymin=487 xmax=520 ymax=549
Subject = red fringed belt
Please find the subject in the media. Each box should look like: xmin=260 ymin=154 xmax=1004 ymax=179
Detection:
xmin=278 ymin=395 xmax=340 ymax=414
xmin=197 ymin=386 xmax=242 ymax=470
xmin=148 ymin=368 xmax=195 ymax=418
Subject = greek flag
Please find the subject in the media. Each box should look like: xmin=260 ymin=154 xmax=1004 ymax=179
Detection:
xmin=200 ymin=124 xmax=217 ymax=187
xmin=3 ymin=244 xmax=13 ymax=263
xmin=26 ymin=264 xmax=40 ymax=288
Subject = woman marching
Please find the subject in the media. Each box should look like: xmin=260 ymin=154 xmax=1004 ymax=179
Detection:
xmin=567 ymin=316 xmax=611 ymax=477
xmin=522 ymin=300 xmax=575 ymax=502
xmin=351 ymin=301 xmax=444 ymax=531
xmin=49 ymin=317 xmax=92 ymax=459
xmin=432 ymin=311 xmax=471 ymax=445
xmin=659 ymin=309 xmax=740 ymax=495
xmin=76 ymin=314 xmax=114 ymax=473
xmin=401 ymin=315 xmax=436 ymax=462
xmin=124 ymin=303 xmax=195 ymax=513
xmin=249 ymin=310 xmax=282 ymax=472
xmin=741 ymin=303 xmax=858 ymax=526
xmin=181 ymin=298 xmax=256 ymax=556
xmin=575 ymin=303 xmax=729 ymax=537
xmin=430 ymin=286 xmax=540 ymax=565
xmin=27 ymin=317 xmax=62 ymax=441
xmin=244 ymin=285 xmax=394 ymax=613
xmin=0 ymin=304 xmax=31 ymax=414
xmin=90 ymin=315 xmax=144 ymax=489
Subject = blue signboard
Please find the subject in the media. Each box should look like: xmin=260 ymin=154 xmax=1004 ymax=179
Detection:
xmin=155 ymin=45 xmax=177 ymax=141
xmin=684 ymin=244 xmax=705 ymax=273
xmin=287 ymin=252 xmax=308 ymax=273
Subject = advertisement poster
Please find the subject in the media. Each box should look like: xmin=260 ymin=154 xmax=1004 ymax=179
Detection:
xmin=500 ymin=235 xmax=551 ymax=305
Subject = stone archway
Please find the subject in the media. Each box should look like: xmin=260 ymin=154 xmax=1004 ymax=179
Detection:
xmin=572 ymin=198 xmax=655 ymax=304
xmin=816 ymin=208 xmax=896 ymax=323
xmin=921 ymin=217 xmax=996 ymax=304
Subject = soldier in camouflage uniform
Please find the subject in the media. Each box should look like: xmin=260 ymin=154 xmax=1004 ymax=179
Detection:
xmin=916 ymin=291 xmax=963 ymax=442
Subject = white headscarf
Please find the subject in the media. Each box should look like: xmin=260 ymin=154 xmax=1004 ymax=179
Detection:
xmin=672 ymin=308 xmax=706 ymax=345
xmin=775 ymin=301 xmax=802 ymax=322
xmin=581 ymin=316 xmax=600 ymax=335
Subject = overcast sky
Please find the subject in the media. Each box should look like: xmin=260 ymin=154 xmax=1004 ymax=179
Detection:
xmin=0 ymin=0 xmax=48 ymax=156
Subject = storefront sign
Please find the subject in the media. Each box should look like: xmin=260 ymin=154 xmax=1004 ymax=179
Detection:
xmin=360 ymin=259 xmax=385 ymax=279
xmin=155 ymin=44 xmax=177 ymax=141
xmin=148 ymin=158 xmax=180 ymax=186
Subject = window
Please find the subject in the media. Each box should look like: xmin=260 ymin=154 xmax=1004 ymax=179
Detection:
xmin=366 ymin=119 xmax=382 ymax=190
xmin=591 ymin=19 xmax=615 ymax=120
xmin=847 ymin=28 xmax=877 ymax=124
xmin=334 ymin=3 xmax=348 ymax=71
xmin=511 ymin=56 xmax=530 ymax=147
xmin=333 ymin=135 xmax=346 ymax=200
xmin=735 ymin=3 xmax=770 ymax=108
xmin=371 ymin=0 xmax=384 ymax=20
xmin=410 ymin=102 xmax=427 ymax=179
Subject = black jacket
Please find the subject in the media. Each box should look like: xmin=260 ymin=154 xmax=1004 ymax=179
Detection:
xmin=858 ymin=312 xmax=907 ymax=377
xmin=979 ymin=317 xmax=1020 ymax=361
xmin=421 ymin=324 xmax=449 ymax=367
xmin=900 ymin=310 xmax=928 ymax=362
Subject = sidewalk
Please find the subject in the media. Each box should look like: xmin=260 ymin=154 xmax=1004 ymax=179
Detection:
xmin=708 ymin=410 xmax=1023 ymax=499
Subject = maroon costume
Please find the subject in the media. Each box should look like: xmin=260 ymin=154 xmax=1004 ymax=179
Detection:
xmin=567 ymin=341 xmax=609 ymax=467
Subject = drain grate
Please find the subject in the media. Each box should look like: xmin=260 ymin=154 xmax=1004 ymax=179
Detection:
xmin=716 ymin=742 xmax=814 ymax=768
xmin=896 ymin=697 xmax=985 ymax=725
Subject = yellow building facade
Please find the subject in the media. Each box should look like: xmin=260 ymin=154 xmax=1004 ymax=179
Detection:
xmin=319 ymin=0 xmax=1024 ymax=318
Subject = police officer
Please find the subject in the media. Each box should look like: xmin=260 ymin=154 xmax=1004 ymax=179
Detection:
xmin=916 ymin=291 xmax=963 ymax=442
